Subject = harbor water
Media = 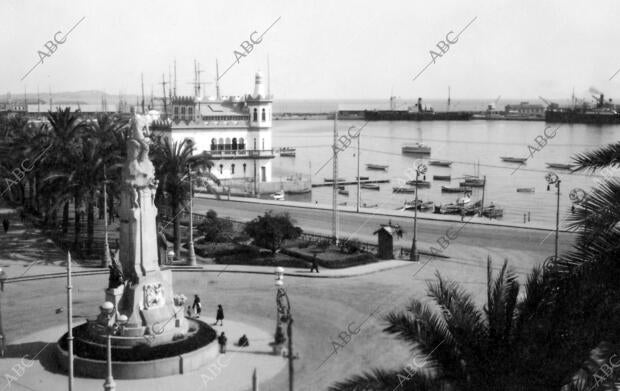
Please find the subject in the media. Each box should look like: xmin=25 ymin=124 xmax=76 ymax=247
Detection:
xmin=271 ymin=119 xmax=619 ymax=227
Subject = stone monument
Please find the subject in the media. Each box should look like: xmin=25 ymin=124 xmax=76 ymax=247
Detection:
xmin=103 ymin=114 xmax=184 ymax=336
xmin=56 ymin=113 xmax=217 ymax=379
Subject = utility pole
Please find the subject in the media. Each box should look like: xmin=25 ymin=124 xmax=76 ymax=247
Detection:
xmin=67 ymin=251 xmax=74 ymax=391
xmin=356 ymin=133 xmax=360 ymax=213
xmin=479 ymin=175 xmax=486 ymax=216
xmin=140 ymin=73 xmax=145 ymax=114
xmin=102 ymin=165 xmax=112 ymax=268
xmin=332 ymin=111 xmax=339 ymax=244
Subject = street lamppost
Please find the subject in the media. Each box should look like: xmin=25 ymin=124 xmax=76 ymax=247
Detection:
xmin=101 ymin=164 xmax=112 ymax=268
xmin=410 ymin=163 xmax=427 ymax=262
xmin=0 ymin=267 xmax=6 ymax=357
xmin=546 ymin=172 xmax=561 ymax=262
xmin=101 ymin=302 xmax=127 ymax=391
xmin=186 ymin=164 xmax=197 ymax=266
xmin=274 ymin=267 xmax=294 ymax=391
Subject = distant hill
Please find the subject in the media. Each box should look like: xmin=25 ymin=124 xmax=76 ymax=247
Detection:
xmin=0 ymin=90 xmax=138 ymax=105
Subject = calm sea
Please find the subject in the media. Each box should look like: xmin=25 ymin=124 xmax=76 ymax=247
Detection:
xmin=271 ymin=119 xmax=619 ymax=226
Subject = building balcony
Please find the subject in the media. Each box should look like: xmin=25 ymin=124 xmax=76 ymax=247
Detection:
xmin=208 ymin=148 xmax=275 ymax=159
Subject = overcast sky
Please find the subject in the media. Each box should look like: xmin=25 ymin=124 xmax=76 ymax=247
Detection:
xmin=3 ymin=0 xmax=620 ymax=101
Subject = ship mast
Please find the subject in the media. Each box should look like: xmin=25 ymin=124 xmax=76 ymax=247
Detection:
xmin=215 ymin=59 xmax=221 ymax=100
xmin=141 ymin=73 xmax=145 ymax=114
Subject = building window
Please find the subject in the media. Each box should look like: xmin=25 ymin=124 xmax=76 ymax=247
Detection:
xmin=243 ymin=163 xmax=246 ymax=174
xmin=253 ymin=108 xmax=258 ymax=121
xmin=225 ymin=137 xmax=231 ymax=150
xmin=231 ymin=164 xmax=235 ymax=175
xmin=173 ymin=106 xmax=179 ymax=120
xmin=189 ymin=107 xmax=194 ymax=118
xmin=218 ymin=138 xmax=224 ymax=150
xmin=253 ymin=138 xmax=257 ymax=150
xmin=262 ymin=138 xmax=265 ymax=150
xmin=239 ymin=137 xmax=245 ymax=150
xmin=261 ymin=108 xmax=266 ymax=121
xmin=211 ymin=138 xmax=216 ymax=151
xmin=181 ymin=107 xmax=186 ymax=120
xmin=232 ymin=138 xmax=237 ymax=150
xmin=219 ymin=164 xmax=223 ymax=174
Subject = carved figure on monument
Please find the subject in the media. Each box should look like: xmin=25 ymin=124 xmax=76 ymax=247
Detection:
xmin=118 ymin=114 xmax=160 ymax=279
xmin=108 ymin=248 xmax=124 ymax=289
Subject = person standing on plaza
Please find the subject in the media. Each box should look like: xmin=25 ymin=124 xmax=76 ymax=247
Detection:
xmin=217 ymin=332 xmax=227 ymax=353
xmin=215 ymin=304 xmax=224 ymax=326
xmin=192 ymin=294 xmax=201 ymax=317
xmin=310 ymin=254 xmax=320 ymax=273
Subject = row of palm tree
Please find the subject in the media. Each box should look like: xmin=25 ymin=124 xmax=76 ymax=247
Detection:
xmin=0 ymin=108 xmax=218 ymax=259
xmin=331 ymin=142 xmax=620 ymax=391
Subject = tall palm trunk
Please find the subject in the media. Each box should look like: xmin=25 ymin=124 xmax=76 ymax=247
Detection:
xmin=62 ymin=202 xmax=69 ymax=233
xmin=172 ymin=201 xmax=181 ymax=261
xmin=87 ymin=200 xmax=94 ymax=254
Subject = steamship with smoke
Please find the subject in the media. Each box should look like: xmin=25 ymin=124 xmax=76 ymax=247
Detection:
xmin=545 ymin=88 xmax=620 ymax=124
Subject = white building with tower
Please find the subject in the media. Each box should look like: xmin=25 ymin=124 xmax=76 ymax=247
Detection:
xmin=151 ymin=72 xmax=276 ymax=194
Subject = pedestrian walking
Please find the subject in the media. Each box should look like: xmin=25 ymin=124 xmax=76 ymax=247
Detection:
xmin=310 ymin=254 xmax=320 ymax=273
xmin=217 ymin=332 xmax=228 ymax=353
xmin=192 ymin=294 xmax=201 ymax=317
xmin=186 ymin=305 xmax=192 ymax=318
xmin=2 ymin=219 xmax=9 ymax=233
xmin=215 ymin=304 xmax=224 ymax=326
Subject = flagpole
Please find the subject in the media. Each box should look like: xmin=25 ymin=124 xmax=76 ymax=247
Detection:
xmin=67 ymin=251 xmax=74 ymax=391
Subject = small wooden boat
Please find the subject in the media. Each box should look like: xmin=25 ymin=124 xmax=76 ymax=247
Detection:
xmin=402 ymin=143 xmax=431 ymax=154
xmin=406 ymin=180 xmax=431 ymax=187
xmin=500 ymin=156 xmax=527 ymax=163
xmin=546 ymin=163 xmax=574 ymax=170
xmin=516 ymin=187 xmax=535 ymax=193
xmin=482 ymin=204 xmax=504 ymax=218
xmin=420 ymin=201 xmax=435 ymax=211
xmin=324 ymin=178 xmax=346 ymax=182
xmin=271 ymin=190 xmax=285 ymax=201
xmin=393 ymin=186 xmax=416 ymax=193
xmin=366 ymin=164 xmax=388 ymax=170
xmin=285 ymin=188 xmax=311 ymax=194
xmin=433 ymin=175 xmax=451 ymax=181
xmin=338 ymin=201 xmax=348 ymax=206
xmin=441 ymin=186 xmax=472 ymax=193
xmin=361 ymin=183 xmax=380 ymax=190
xmin=404 ymin=200 xmax=434 ymax=211
xmin=279 ymin=147 xmax=296 ymax=157
xmin=459 ymin=178 xmax=485 ymax=187
xmin=362 ymin=203 xmax=378 ymax=208
xmin=338 ymin=189 xmax=349 ymax=196
xmin=355 ymin=176 xmax=370 ymax=180
xmin=403 ymin=200 xmax=422 ymax=210
xmin=428 ymin=160 xmax=453 ymax=167
xmin=338 ymin=185 xmax=345 ymax=190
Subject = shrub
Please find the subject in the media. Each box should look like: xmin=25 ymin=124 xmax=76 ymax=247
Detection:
xmin=244 ymin=211 xmax=303 ymax=254
xmin=340 ymin=238 xmax=361 ymax=254
xmin=316 ymin=239 xmax=331 ymax=250
xmin=197 ymin=209 xmax=234 ymax=243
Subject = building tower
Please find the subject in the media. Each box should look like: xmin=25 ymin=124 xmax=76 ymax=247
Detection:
xmin=246 ymin=72 xmax=273 ymax=191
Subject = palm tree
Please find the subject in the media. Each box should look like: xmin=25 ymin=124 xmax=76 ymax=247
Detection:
xmin=151 ymin=136 xmax=219 ymax=260
xmin=329 ymin=258 xmax=614 ymax=391
xmin=38 ymin=108 xmax=85 ymax=233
